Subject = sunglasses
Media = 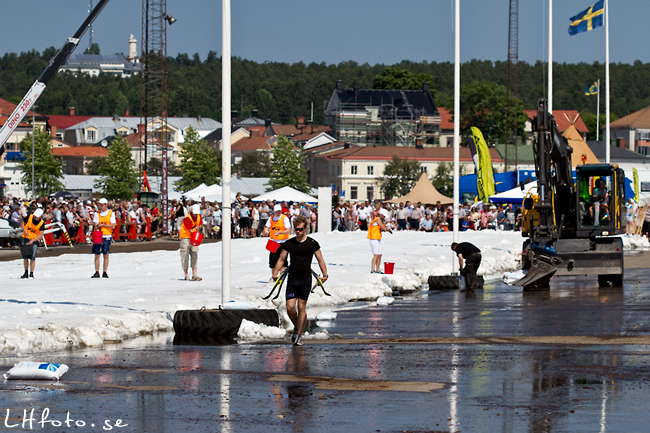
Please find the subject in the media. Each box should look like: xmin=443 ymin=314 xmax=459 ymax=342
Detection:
xmin=294 ymin=226 xmax=306 ymax=232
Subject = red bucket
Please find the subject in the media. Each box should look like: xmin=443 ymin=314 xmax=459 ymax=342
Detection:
xmin=384 ymin=262 xmax=395 ymax=274
xmin=190 ymin=231 xmax=204 ymax=246
xmin=92 ymin=231 xmax=103 ymax=245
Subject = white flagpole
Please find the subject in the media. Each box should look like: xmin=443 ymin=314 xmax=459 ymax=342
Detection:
xmin=221 ymin=0 xmax=232 ymax=303
xmin=548 ymin=0 xmax=553 ymax=113
xmin=452 ymin=0 xmax=460 ymax=271
xmin=596 ymin=78 xmax=600 ymax=142
xmin=605 ymin=0 xmax=610 ymax=163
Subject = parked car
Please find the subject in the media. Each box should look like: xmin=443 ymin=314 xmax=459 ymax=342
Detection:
xmin=0 ymin=217 xmax=21 ymax=247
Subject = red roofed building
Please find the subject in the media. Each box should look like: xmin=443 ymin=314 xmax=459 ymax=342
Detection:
xmin=524 ymin=109 xmax=589 ymax=143
xmin=52 ymin=146 xmax=109 ymax=175
xmin=305 ymin=143 xmax=503 ymax=201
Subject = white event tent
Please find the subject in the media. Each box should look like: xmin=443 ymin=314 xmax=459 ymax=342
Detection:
xmin=252 ymin=186 xmax=317 ymax=203
xmin=489 ymin=182 xmax=538 ymax=205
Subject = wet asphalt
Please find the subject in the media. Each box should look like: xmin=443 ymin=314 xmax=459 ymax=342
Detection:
xmin=2 ymin=266 xmax=650 ymax=432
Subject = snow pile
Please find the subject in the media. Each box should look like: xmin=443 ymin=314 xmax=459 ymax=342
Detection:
xmin=376 ymin=296 xmax=395 ymax=306
xmin=316 ymin=311 xmax=337 ymax=321
xmin=623 ymin=234 xmax=650 ymax=250
xmin=237 ymin=319 xmax=286 ymax=341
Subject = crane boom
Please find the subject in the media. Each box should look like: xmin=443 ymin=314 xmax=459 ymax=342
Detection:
xmin=0 ymin=0 xmax=110 ymax=157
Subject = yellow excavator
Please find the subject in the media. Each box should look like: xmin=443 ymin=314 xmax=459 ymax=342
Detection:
xmin=515 ymin=99 xmax=626 ymax=289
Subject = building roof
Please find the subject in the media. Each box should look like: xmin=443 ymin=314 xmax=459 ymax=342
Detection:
xmin=524 ymin=109 xmax=589 ymax=133
xmin=330 ymin=84 xmax=439 ymax=118
xmin=46 ymin=114 xmax=93 ymax=130
xmin=494 ymin=143 xmax=535 ymax=163
xmin=609 ymin=105 xmax=650 ymax=129
xmin=437 ymin=107 xmax=454 ymax=130
xmin=232 ymin=135 xmax=277 ymax=152
xmin=587 ymin=140 xmax=650 ymax=162
xmin=314 ymin=144 xmax=501 ymax=163
xmin=52 ymin=147 xmax=109 ymax=158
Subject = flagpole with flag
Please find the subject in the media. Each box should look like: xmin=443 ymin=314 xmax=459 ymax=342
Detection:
xmin=585 ymin=79 xmax=600 ymax=141
xmin=568 ymin=0 xmax=607 ymax=160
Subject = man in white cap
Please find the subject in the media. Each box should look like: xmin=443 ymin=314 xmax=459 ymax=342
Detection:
xmin=20 ymin=207 xmax=45 ymax=278
xmin=262 ymin=203 xmax=291 ymax=280
xmin=92 ymin=198 xmax=116 ymax=278
xmin=180 ymin=203 xmax=203 ymax=281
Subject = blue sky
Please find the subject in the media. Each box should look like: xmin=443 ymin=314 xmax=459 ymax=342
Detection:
xmin=2 ymin=0 xmax=647 ymax=66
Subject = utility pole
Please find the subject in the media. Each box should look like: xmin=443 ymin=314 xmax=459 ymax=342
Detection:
xmin=505 ymin=0 xmax=519 ymax=173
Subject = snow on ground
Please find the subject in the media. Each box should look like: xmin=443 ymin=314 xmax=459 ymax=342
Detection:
xmin=0 ymin=231 xmax=647 ymax=356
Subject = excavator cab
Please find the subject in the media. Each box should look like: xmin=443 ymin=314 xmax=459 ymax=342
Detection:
xmin=575 ymin=165 xmax=626 ymax=237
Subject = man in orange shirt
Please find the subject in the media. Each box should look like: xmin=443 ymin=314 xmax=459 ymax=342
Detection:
xmin=180 ymin=204 xmax=203 ymax=281
xmin=20 ymin=207 xmax=45 ymax=279
xmin=91 ymin=198 xmax=116 ymax=278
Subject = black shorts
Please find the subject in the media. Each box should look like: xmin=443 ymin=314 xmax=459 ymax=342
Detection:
xmin=239 ymin=217 xmax=250 ymax=228
xmin=269 ymin=248 xmax=288 ymax=269
xmin=286 ymin=275 xmax=312 ymax=301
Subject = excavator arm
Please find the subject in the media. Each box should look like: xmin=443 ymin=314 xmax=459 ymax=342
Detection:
xmin=514 ymin=99 xmax=576 ymax=288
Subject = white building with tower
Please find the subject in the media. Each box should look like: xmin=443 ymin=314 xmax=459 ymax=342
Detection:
xmin=60 ymin=35 xmax=141 ymax=78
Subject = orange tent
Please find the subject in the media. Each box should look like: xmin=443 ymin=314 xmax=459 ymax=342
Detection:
xmin=387 ymin=172 xmax=453 ymax=205
xmin=561 ymin=115 xmax=599 ymax=167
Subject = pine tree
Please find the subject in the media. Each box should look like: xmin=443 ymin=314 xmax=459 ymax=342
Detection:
xmin=174 ymin=126 xmax=221 ymax=192
xmin=18 ymin=126 xmax=64 ymax=197
xmin=380 ymin=156 xmax=422 ymax=199
xmin=267 ymin=135 xmax=311 ymax=193
xmin=94 ymin=134 xmax=140 ymax=199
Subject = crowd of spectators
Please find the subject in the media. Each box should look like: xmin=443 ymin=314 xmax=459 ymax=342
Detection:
xmin=4 ymin=193 xmax=650 ymax=249
xmin=330 ymin=200 xmax=523 ymax=233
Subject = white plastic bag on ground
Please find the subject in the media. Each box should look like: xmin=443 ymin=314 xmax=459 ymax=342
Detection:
xmin=4 ymin=362 xmax=69 ymax=380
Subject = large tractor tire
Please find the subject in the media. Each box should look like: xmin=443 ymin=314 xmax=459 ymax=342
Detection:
xmin=428 ymin=275 xmax=484 ymax=290
xmin=173 ymin=309 xmax=280 ymax=338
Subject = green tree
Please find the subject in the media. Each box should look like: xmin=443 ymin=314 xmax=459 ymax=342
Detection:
xmin=380 ymin=156 xmax=422 ymax=199
xmin=458 ymin=80 xmax=526 ymax=144
xmin=85 ymin=156 xmax=107 ymax=175
xmin=83 ymin=43 xmax=101 ymax=55
xmin=18 ymin=127 xmax=65 ymax=197
xmin=147 ymin=156 xmax=181 ymax=177
xmin=174 ymin=126 xmax=221 ymax=192
xmin=432 ymin=162 xmax=466 ymax=198
xmin=268 ymin=135 xmax=311 ymax=193
xmin=237 ymin=152 xmax=271 ymax=177
xmin=372 ymin=66 xmax=435 ymax=91
xmin=582 ymin=112 xmax=619 ymax=141
xmin=94 ymin=135 xmax=140 ymax=199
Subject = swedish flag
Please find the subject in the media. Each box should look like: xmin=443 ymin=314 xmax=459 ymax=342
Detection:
xmin=585 ymin=81 xmax=598 ymax=95
xmin=568 ymin=0 xmax=604 ymax=36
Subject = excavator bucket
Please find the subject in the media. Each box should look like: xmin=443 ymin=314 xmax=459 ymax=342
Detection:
xmin=513 ymin=255 xmax=560 ymax=289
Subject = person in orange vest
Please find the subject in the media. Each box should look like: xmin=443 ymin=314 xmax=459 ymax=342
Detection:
xmin=91 ymin=198 xmax=116 ymax=278
xmin=368 ymin=213 xmax=391 ymax=274
xmin=180 ymin=203 xmax=203 ymax=281
xmin=262 ymin=204 xmax=291 ymax=280
xmin=20 ymin=207 xmax=45 ymax=279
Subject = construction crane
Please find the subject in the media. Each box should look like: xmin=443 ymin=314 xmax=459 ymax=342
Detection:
xmin=0 ymin=0 xmax=110 ymax=156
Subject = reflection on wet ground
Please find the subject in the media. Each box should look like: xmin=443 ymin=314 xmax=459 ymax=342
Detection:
xmin=1 ymin=269 xmax=650 ymax=432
